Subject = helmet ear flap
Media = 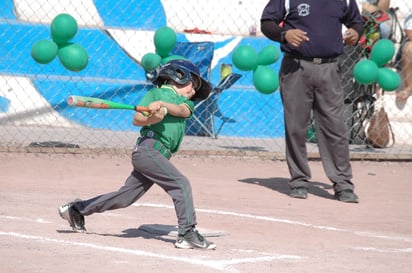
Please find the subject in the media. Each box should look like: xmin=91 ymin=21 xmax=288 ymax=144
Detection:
xmin=190 ymin=74 xmax=201 ymax=90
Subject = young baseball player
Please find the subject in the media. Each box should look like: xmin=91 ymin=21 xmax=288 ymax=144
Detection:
xmin=58 ymin=59 xmax=216 ymax=250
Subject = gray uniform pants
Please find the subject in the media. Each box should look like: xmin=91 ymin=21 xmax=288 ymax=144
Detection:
xmin=74 ymin=137 xmax=197 ymax=235
xmin=280 ymin=55 xmax=354 ymax=193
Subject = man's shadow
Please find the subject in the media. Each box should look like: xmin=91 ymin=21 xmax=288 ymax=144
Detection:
xmin=238 ymin=177 xmax=335 ymax=200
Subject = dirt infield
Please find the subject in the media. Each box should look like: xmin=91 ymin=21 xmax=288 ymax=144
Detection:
xmin=1 ymin=152 xmax=411 ymax=273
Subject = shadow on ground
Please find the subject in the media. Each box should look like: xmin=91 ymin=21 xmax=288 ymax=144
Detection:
xmin=238 ymin=177 xmax=335 ymax=200
xmin=57 ymin=225 xmax=176 ymax=244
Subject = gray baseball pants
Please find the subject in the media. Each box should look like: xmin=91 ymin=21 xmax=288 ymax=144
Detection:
xmin=280 ymin=55 xmax=355 ymax=193
xmin=74 ymin=137 xmax=197 ymax=235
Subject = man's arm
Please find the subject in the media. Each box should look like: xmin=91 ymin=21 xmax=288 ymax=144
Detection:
xmin=261 ymin=20 xmax=310 ymax=47
xmin=376 ymin=0 xmax=390 ymax=11
xmin=345 ymin=0 xmax=364 ymax=44
xmin=260 ymin=20 xmax=284 ymax=43
xmin=344 ymin=23 xmax=364 ymax=45
xmin=260 ymin=0 xmax=287 ymax=43
xmin=348 ymin=22 xmax=364 ymax=40
xmin=362 ymin=0 xmax=390 ymax=13
xmin=406 ymin=29 xmax=412 ymax=42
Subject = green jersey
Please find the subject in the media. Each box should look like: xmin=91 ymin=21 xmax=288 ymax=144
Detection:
xmin=139 ymin=85 xmax=195 ymax=153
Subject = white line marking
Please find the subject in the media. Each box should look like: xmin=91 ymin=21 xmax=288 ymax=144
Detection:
xmin=133 ymin=203 xmax=342 ymax=229
xmin=133 ymin=203 xmax=412 ymax=243
xmin=2 ymin=203 xmax=411 ymax=245
xmin=0 ymin=231 xmax=303 ymax=272
xmin=354 ymin=246 xmax=412 ymax=253
xmin=354 ymin=232 xmax=412 ymax=243
xmin=0 ymin=215 xmax=50 ymax=224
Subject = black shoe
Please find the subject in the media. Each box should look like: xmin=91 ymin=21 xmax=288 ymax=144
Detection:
xmin=289 ymin=187 xmax=308 ymax=199
xmin=335 ymin=190 xmax=359 ymax=203
xmin=174 ymin=228 xmax=216 ymax=250
xmin=58 ymin=200 xmax=86 ymax=232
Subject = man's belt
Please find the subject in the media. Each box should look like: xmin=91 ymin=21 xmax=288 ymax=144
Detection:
xmin=285 ymin=53 xmax=338 ymax=64
xmin=136 ymin=136 xmax=172 ymax=160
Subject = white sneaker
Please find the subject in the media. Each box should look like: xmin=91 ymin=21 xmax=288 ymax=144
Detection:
xmin=174 ymin=228 xmax=216 ymax=250
xmin=58 ymin=201 xmax=86 ymax=232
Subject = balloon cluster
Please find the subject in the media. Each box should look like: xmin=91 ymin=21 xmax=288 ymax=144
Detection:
xmin=231 ymin=44 xmax=280 ymax=94
xmin=31 ymin=13 xmax=89 ymax=72
xmin=353 ymin=39 xmax=401 ymax=91
xmin=141 ymin=27 xmax=281 ymax=95
xmin=141 ymin=26 xmax=187 ymax=73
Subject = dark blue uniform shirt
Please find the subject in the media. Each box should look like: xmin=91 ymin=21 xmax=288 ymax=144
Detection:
xmin=261 ymin=0 xmax=363 ymax=58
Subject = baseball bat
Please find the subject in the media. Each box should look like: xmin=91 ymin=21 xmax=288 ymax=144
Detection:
xmin=67 ymin=95 xmax=151 ymax=114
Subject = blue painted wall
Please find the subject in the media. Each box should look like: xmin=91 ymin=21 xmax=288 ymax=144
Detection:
xmin=0 ymin=0 xmax=16 ymax=20
xmin=0 ymin=1 xmax=284 ymax=138
xmin=93 ymin=0 xmax=166 ymax=29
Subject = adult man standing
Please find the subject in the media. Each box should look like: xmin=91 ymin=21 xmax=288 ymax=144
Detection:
xmin=260 ymin=0 xmax=364 ymax=202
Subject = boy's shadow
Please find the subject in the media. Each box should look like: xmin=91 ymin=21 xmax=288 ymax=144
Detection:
xmin=118 ymin=225 xmax=176 ymax=244
xmin=238 ymin=177 xmax=335 ymax=200
xmin=57 ymin=224 xmax=176 ymax=244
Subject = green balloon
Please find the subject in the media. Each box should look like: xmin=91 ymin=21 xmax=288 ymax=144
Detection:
xmin=377 ymin=67 xmax=401 ymax=91
xmin=31 ymin=39 xmax=58 ymax=64
xmin=353 ymin=59 xmax=378 ymax=85
xmin=253 ymin=65 xmax=279 ymax=94
xmin=51 ymin=13 xmax=78 ymax=45
xmin=161 ymin=54 xmax=186 ymax=64
xmin=232 ymin=45 xmax=258 ymax=71
xmin=370 ymin=39 xmax=395 ymax=67
xmin=257 ymin=45 xmax=280 ymax=66
xmin=154 ymin=26 xmax=177 ymax=58
xmin=141 ymin=53 xmax=161 ymax=71
xmin=58 ymin=43 xmax=89 ymax=72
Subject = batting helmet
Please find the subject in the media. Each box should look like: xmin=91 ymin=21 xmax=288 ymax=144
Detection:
xmin=154 ymin=59 xmax=212 ymax=101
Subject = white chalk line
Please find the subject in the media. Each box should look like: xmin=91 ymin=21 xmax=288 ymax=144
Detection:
xmin=2 ymin=202 xmax=411 ymax=258
xmin=353 ymin=246 xmax=412 ymax=253
xmin=0 ymin=231 xmax=303 ymax=272
xmin=0 ymin=215 xmax=51 ymax=224
xmin=2 ymin=203 xmax=411 ymax=244
xmin=133 ymin=203 xmax=412 ymax=243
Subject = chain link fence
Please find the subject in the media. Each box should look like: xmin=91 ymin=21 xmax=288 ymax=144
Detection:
xmin=0 ymin=0 xmax=411 ymax=159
